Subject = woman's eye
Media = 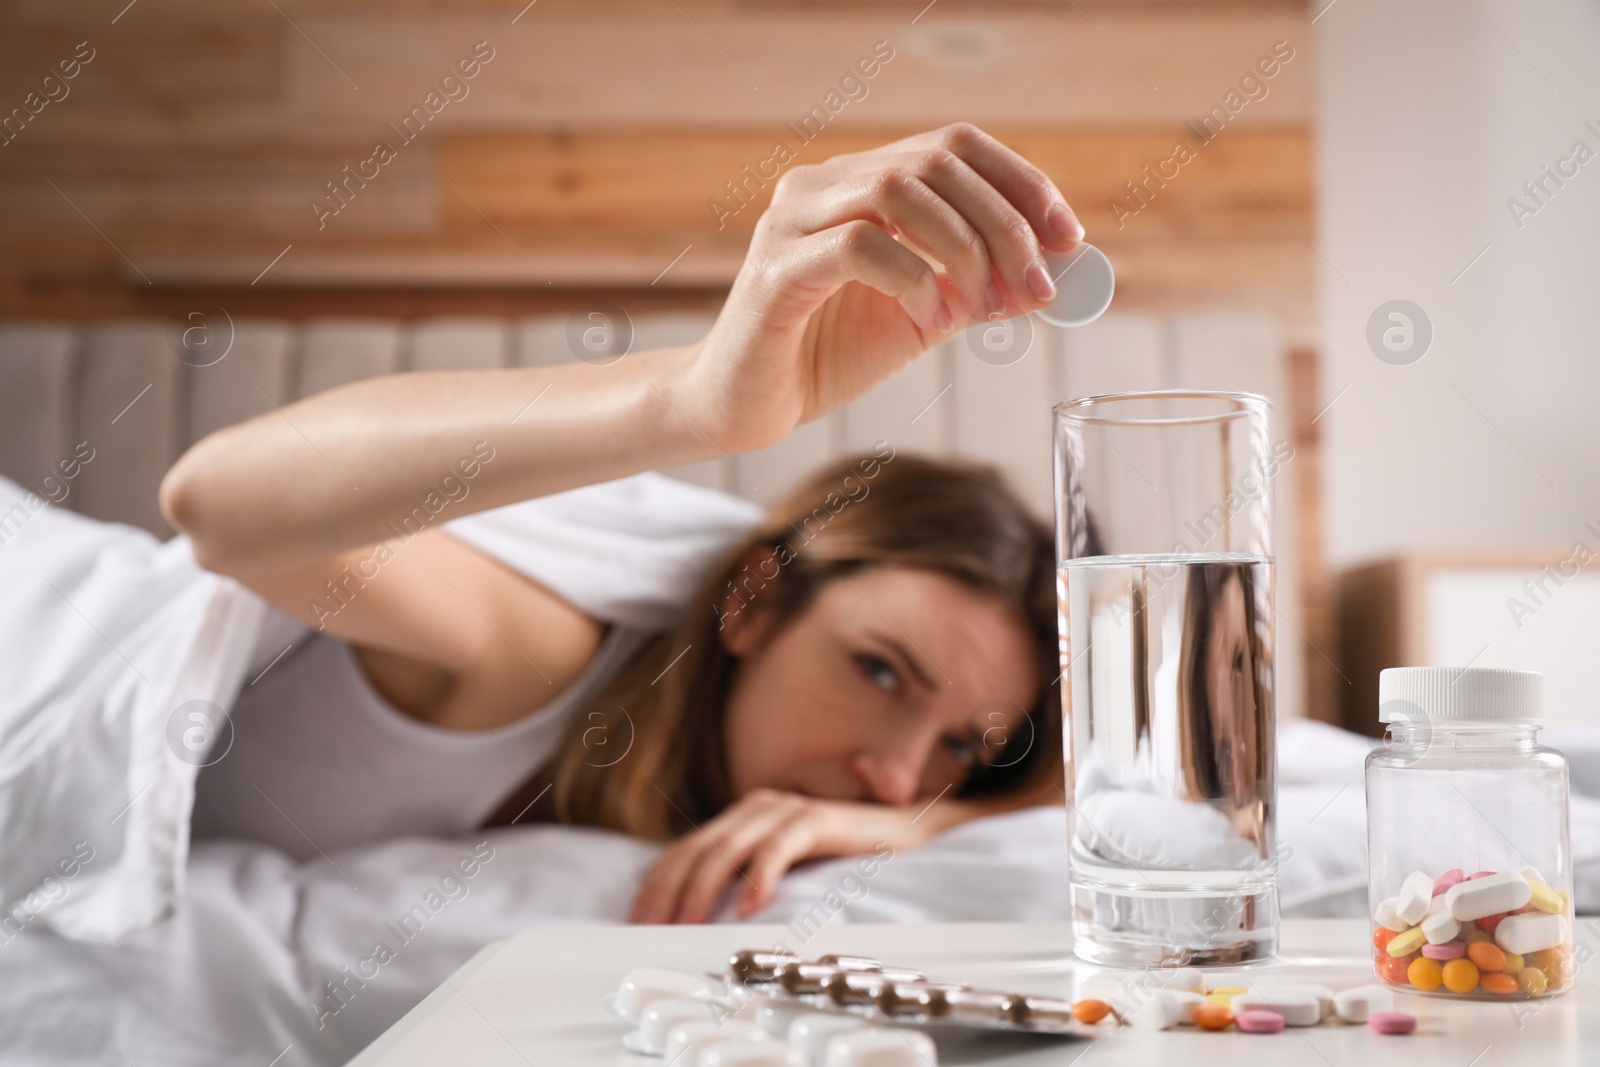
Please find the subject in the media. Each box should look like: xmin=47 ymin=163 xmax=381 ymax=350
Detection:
xmin=942 ymin=736 xmax=978 ymax=769
xmin=853 ymin=653 xmax=900 ymax=694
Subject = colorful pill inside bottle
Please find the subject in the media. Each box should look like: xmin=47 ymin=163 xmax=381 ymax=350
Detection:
xmin=1365 ymin=667 xmax=1573 ymax=1000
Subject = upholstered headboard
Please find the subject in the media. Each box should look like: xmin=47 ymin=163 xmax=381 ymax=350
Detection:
xmin=0 ymin=309 xmax=1307 ymax=711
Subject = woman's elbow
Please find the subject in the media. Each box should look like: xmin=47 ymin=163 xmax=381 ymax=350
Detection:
xmin=160 ymin=439 xmax=239 ymax=572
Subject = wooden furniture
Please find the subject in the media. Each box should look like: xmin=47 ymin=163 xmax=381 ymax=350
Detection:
xmin=1337 ymin=552 xmax=1600 ymax=734
xmin=347 ymin=918 xmax=1594 ymax=1065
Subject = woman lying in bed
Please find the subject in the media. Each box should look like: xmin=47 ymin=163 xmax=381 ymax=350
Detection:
xmin=160 ymin=123 xmax=1087 ymax=925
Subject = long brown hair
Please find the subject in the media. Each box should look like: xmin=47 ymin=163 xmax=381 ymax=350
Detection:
xmin=484 ymin=447 xmax=1061 ymax=841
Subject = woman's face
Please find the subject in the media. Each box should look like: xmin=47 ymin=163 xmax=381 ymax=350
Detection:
xmin=719 ymin=565 xmax=1042 ymax=807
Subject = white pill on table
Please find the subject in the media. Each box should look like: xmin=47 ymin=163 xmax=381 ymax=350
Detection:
xmin=1232 ymin=989 xmax=1321 ymax=1027
xmin=665 ymin=1020 xmax=764 ymax=1065
xmin=1126 ymin=990 xmax=1180 ymax=1031
xmin=1396 ymin=871 xmax=1435 ymax=925
xmin=627 ymin=998 xmax=715 ymax=1055
xmin=1249 ymin=983 xmax=1334 ymax=1022
xmin=789 ymin=1014 xmax=875 ymax=1065
xmin=1495 ymin=912 xmax=1569 ymax=955
xmin=1421 ymin=894 xmax=1461 ymax=944
xmin=1446 ymin=871 xmax=1532 ymax=921
xmin=1073 ymin=974 xmax=1136 ymax=1015
xmin=1168 ymin=990 xmax=1206 ymax=1025
xmin=1373 ymin=897 xmax=1410 ymax=932
xmin=699 ymin=1037 xmax=807 ymax=1067
xmin=612 ymin=967 xmax=713 ymax=1023
xmin=824 ymin=1028 xmax=938 ymax=1067
xmin=1333 ymin=984 xmax=1395 ymax=1024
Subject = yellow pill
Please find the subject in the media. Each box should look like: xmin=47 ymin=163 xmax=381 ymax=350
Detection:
xmin=1208 ymin=986 xmax=1247 ymax=996
xmin=1442 ymin=957 xmax=1481 ymax=994
xmin=1463 ymin=928 xmax=1492 ymax=945
xmin=1408 ymin=957 xmax=1444 ymax=992
xmin=1387 ymin=927 xmax=1427 ymax=957
xmin=1528 ymin=881 xmax=1564 ymax=913
xmin=1502 ymin=952 xmax=1525 ymax=977
xmin=1519 ymin=967 xmax=1548 ymax=995
xmin=1205 ymin=992 xmax=1236 ymax=1007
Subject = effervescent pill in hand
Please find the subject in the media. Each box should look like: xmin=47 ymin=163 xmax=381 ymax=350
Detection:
xmin=824 ymin=1028 xmax=937 ymax=1066
xmin=1034 ymin=243 xmax=1114 ymax=327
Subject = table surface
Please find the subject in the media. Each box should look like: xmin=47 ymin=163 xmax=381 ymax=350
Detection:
xmin=347 ymin=919 xmax=1598 ymax=1066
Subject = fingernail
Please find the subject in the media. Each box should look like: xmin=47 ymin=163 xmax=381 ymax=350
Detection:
xmin=1025 ymin=259 xmax=1056 ymax=302
xmin=1047 ymin=202 xmax=1085 ymax=243
xmin=933 ymin=300 xmax=954 ymax=334
xmin=983 ymin=280 xmax=1005 ymax=318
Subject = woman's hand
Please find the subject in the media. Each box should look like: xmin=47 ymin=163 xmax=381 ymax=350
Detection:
xmin=678 ymin=123 xmax=1084 ymax=454
xmin=628 ymin=787 xmax=968 ymax=925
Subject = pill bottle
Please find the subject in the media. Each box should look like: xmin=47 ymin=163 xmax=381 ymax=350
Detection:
xmin=1365 ymin=667 xmax=1572 ymax=1000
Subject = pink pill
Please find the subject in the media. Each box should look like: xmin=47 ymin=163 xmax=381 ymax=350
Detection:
xmin=1368 ymin=1011 xmax=1417 ymax=1035
xmin=1235 ymin=1009 xmax=1286 ymax=1034
xmin=1464 ymin=871 xmax=1496 ymax=881
xmin=1421 ymin=941 xmax=1467 ymax=959
xmin=1432 ymin=869 xmax=1466 ymax=896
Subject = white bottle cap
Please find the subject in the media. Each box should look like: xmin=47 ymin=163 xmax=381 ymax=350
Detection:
xmin=1378 ymin=667 xmax=1543 ymax=724
xmin=1035 ymin=243 xmax=1114 ymax=327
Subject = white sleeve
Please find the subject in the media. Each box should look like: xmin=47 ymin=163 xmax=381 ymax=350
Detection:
xmin=442 ymin=473 xmax=765 ymax=630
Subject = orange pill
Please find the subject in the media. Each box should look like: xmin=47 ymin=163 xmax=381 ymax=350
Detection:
xmin=1442 ymin=957 xmax=1481 ymax=994
xmin=1373 ymin=927 xmax=1398 ymax=951
xmin=1480 ymin=972 xmax=1519 ymax=995
xmin=1378 ymin=954 xmax=1413 ymax=985
xmin=1466 ymin=941 xmax=1507 ymax=972
xmin=1193 ymin=1004 xmax=1233 ymax=1031
xmin=1072 ymin=999 xmax=1113 ymax=1024
xmin=1408 ymin=957 xmax=1444 ymax=992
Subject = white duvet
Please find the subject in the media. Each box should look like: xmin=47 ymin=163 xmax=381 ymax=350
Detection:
xmin=5 ymin=474 xmax=1600 ymax=1067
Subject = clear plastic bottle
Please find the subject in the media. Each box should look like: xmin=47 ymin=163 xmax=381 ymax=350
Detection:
xmin=1366 ymin=667 xmax=1572 ymax=1000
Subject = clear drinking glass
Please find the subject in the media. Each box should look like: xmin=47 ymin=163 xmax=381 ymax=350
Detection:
xmin=1054 ymin=390 xmax=1281 ymax=967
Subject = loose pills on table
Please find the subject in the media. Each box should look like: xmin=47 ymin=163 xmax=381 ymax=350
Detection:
xmin=1367 ymin=1011 xmax=1418 ymax=1035
xmin=1192 ymin=1004 xmax=1233 ymax=1031
xmin=1445 ymin=871 xmax=1532 ymax=921
xmin=611 ymin=968 xmax=713 ymax=1023
xmin=1234 ymin=1009 xmax=1285 ymax=1034
xmin=1231 ymin=990 xmax=1320 ymax=1027
xmin=1071 ymin=999 xmax=1112 ymax=1024
xmin=824 ymin=1028 xmax=937 ymax=1067
xmin=1396 ymin=870 xmax=1435 ymax=924
xmin=1167 ymin=991 xmax=1206 ymax=1025
xmin=1147 ymin=967 xmax=1207 ymax=993
xmin=1495 ymin=912 xmax=1569 ymax=955
xmin=1126 ymin=991 xmax=1180 ymax=1031
xmin=1333 ymin=985 xmax=1394 ymax=1024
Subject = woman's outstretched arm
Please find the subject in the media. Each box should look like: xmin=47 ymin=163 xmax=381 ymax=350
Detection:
xmin=160 ymin=123 xmax=1083 ymax=727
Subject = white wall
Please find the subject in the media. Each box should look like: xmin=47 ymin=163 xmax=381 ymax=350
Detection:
xmin=1318 ymin=0 xmax=1600 ymax=568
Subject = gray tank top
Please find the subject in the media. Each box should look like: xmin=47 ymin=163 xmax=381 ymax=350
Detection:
xmin=189 ymin=626 xmax=648 ymax=861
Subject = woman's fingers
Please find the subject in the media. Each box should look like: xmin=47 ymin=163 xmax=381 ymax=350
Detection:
xmin=892 ymin=123 xmax=1084 ymax=251
xmin=771 ymin=220 xmax=954 ymax=339
xmin=670 ymin=800 xmax=802 ymax=923
xmin=736 ymin=814 xmax=826 ymax=917
xmin=629 ymin=837 xmax=704 ymax=923
xmin=777 ymin=169 xmax=992 ymax=320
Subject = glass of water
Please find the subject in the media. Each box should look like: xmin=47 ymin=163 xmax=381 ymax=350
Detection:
xmin=1054 ymin=390 xmax=1280 ymax=967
